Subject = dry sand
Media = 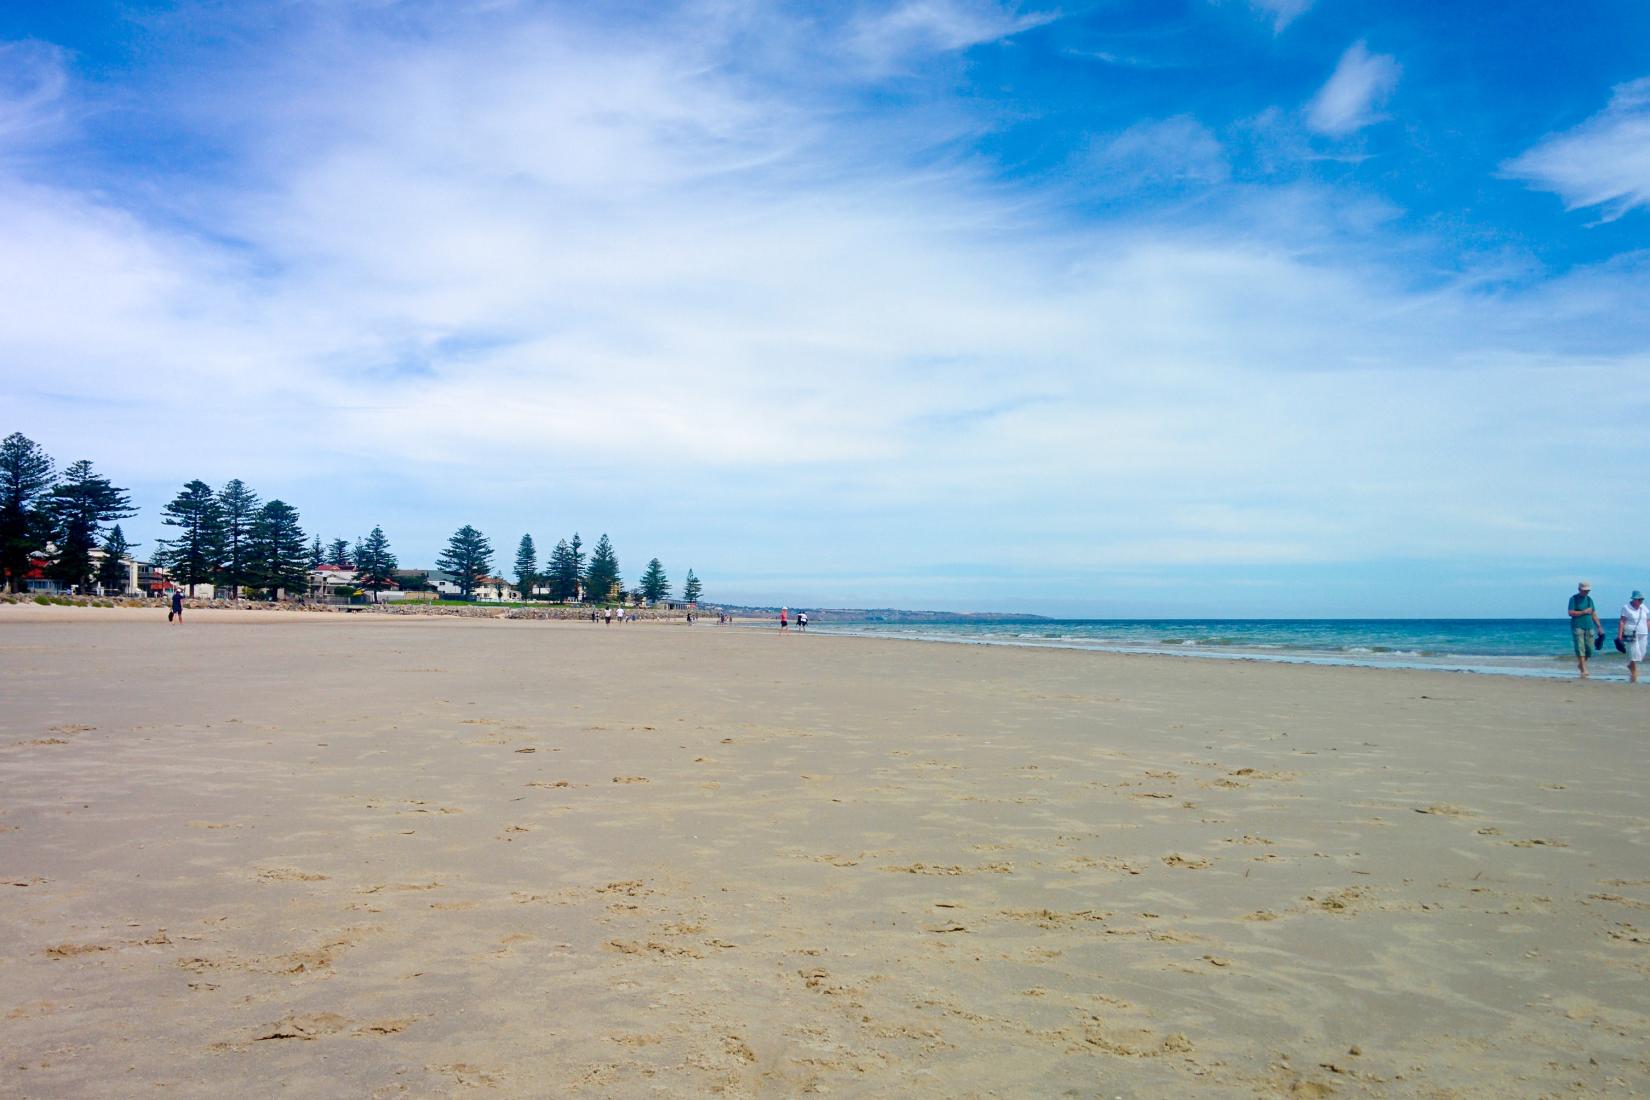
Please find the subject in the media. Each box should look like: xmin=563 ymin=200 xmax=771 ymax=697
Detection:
xmin=1 ymin=604 xmax=1647 ymax=1098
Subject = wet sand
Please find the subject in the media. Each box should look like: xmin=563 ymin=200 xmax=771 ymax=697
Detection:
xmin=2 ymin=605 xmax=1647 ymax=1097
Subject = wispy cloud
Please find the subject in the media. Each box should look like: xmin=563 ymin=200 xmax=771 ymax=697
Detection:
xmin=0 ymin=40 xmax=70 ymax=152
xmin=846 ymin=0 xmax=1054 ymax=72
xmin=1306 ymin=41 xmax=1400 ymax=136
xmin=1246 ymin=0 xmax=1314 ymax=33
xmin=1084 ymin=115 xmax=1229 ymax=192
xmin=1502 ymin=76 xmax=1650 ymax=222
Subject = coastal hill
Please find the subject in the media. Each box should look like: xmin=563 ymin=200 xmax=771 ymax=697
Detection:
xmin=719 ymin=606 xmax=1046 ymax=624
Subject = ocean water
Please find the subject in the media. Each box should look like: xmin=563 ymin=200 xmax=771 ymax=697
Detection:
xmin=793 ymin=618 xmax=1637 ymax=680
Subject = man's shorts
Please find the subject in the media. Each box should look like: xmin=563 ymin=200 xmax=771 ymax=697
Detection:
xmin=1573 ymin=628 xmax=1595 ymax=657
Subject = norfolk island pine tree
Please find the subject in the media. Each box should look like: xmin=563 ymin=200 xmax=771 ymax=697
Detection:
xmin=50 ymin=460 xmax=138 ymax=594
xmin=437 ymin=525 xmax=494 ymax=600
xmin=156 ymin=479 xmax=223 ymax=597
xmin=0 ymin=433 xmax=54 ymax=594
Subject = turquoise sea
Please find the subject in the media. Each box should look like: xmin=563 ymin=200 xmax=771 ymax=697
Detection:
xmin=795 ymin=618 xmax=1636 ymax=680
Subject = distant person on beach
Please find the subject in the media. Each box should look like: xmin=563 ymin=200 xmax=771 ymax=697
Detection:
xmin=1568 ymin=581 xmax=1601 ymax=678
xmin=169 ymin=589 xmax=183 ymax=624
xmin=798 ymin=611 xmax=808 ymax=631
xmin=779 ymin=607 xmax=788 ymax=630
xmin=604 ymin=607 xmax=612 ymax=625
xmin=1619 ymin=590 xmax=1647 ymax=684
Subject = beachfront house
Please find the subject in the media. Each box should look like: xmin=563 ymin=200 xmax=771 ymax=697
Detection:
xmin=307 ymin=564 xmax=407 ymax=603
xmin=432 ymin=571 xmax=519 ymax=602
xmin=391 ymin=569 xmax=437 ymax=599
xmin=471 ymin=575 xmax=520 ymax=602
xmin=136 ymin=561 xmax=172 ymax=597
xmin=88 ymin=548 xmax=140 ymax=596
xmin=11 ymin=547 xmax=144 ymax=597
xmin=527 ymin=580 xmax=584 ymax=602
xmin=308 ymin=563 xmax=361 ymax=602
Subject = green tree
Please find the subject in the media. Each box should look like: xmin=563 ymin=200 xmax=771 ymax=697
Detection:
xmin=355 ymin=526 xmax=398 ymax=602
xmin=47 ymin=460 xmax=137 ymax=594
xmin=0 ymin=432 xmax=55 ymax=593
xmin=682 ymin=569 xmax=702 ymax=604
xmin=215 ymin=479 xmax=260 ymax=599
xmin=513 ymin=533 xmax=538 ymax=599
xmin=583 ymin=533 xmax=621 ymax=603
xmin=639 ymin=557 xmax=670 ymax=603
xmin=436 ymin=524 xmax=493 ymax=600
xmin=248 ymin=500 xmax=308 ymax=598
xmin=328 ymin=537 xmax=352 ymax=569
xmin=545 ymin=539 xmax=576 ymax=601
xmin=98 ymin=524 xmax=136 ymax=595
xmin=155 ymin=479 xmax=223 ymax=596
xmin=308 ymin=534 xmax=324 ymax=570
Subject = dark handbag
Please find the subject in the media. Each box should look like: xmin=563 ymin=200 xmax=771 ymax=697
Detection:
xmin=1617 ymin=638 xmax=1628 ymax=653
xmin=1596 ymin=632 xmax=1605 ymax=649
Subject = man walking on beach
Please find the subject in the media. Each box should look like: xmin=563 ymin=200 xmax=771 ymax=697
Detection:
xmin=1619 ymin=590 xmax=1647 ymax=683
xmin=1569 ymin=581 xmax=1601 ymax=678
xmin=169 ymin=588 xmax=183 ymax=625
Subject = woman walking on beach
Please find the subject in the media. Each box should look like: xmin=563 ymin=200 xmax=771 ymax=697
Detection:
xmin=1619 ymin=590 xmax=1647 ymax=683
xmin=1569 ymin=582 xmax=1601 ymax=678
xmin=169 ymin=589 xmax=183 ymax=625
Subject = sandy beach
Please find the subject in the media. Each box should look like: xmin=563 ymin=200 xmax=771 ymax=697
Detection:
xmin=2 ymin=605 xmax=1646 ymax=1098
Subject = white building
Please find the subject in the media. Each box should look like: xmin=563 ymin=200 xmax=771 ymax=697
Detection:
xmin=433 ymin=571 xmax=519 ymax=602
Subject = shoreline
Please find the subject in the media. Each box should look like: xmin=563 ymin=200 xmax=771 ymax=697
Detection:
xmin=4 ymin=601 xmax=1635 ymax=682
xmin=794 ymin=622 xmax=1632 ymax=682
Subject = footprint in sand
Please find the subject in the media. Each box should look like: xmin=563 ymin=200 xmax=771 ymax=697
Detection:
xmin=883 ymin=862 xmax=1012 ymax=876
xmin=428 ymin=1063 xmax=503 ymax=1088
xmin=816 ymin=853 xmax=862 ymax=867
xmin=253 ymin=1013 xmax=419 ymax=1041
xmin=256 ymin=867 xmax=329 ymax=882
xmin=607 ymin=939 xmax=703 ymax=958
xmin=1305 ymin=887 xmax=1368 ymax=913
xmin=254 ymin=1013 xmax=351 ymax=1040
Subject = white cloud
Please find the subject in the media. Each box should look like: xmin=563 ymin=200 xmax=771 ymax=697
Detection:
xmin=1502 ymin=76 xmax=1650 ymax=222
xmin=1306 ymin=41 xmax=1400 ymax=136
xmin=1246 ymin=0 xmax=1314 ymax=33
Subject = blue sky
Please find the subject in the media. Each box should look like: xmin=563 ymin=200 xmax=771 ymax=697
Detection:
xmin=2 ymin=0 xmax=1647 ymax=616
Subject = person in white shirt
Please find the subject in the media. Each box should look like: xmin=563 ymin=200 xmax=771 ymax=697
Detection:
xmin=1619 ymin=590 xmax=1648 ymax=683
